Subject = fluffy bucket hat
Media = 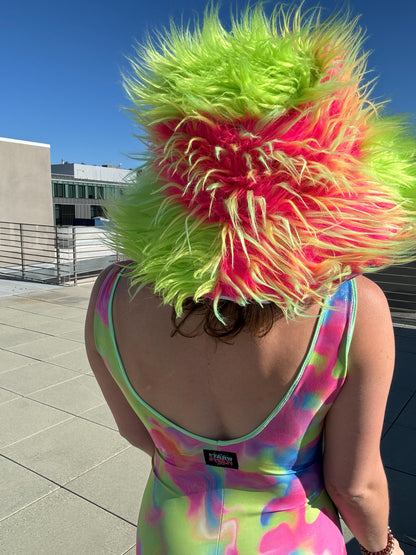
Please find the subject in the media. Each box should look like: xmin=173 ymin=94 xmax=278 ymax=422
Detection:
xmin=107 ymin=4 xmax=416 ymax=318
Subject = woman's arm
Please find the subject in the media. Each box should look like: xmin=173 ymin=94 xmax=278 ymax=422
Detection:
xmin=323 ymin=276 xmax=402 ymax=552
xmin=85 ymin=267 xmax=155 ymax=457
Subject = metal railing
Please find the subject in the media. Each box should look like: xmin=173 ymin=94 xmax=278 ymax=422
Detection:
xmin=0 ymin=221 xmax=124 ymax=285
xmin=0 ymin=220 xmax=415 ymax=324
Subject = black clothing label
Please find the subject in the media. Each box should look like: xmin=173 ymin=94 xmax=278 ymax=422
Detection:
xmin=203 ymin=449 xmax=239 ymax=469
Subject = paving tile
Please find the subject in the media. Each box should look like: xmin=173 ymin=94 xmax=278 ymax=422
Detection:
xmin=0 ymin=324 xmax=44 ymax=348
xmin=0 ymin=282 xmax=58 ymax=298
xmin=0 ymin=455 xmax=58 ymax=520
xmin=0 ymin=303 xmax=86 ymax=335
xmin=0 ymin=307 xmax=27 ymax=324
xmin=3 ymin=417 xmax=130 ymax=484
xmin=7 ymin=336 xmax=81 ymax=360
xmin=33 ymin=305 xmax=87 ymax=322
xmin=392 ymin=351 xmax=416 ymax=390
xmin=23 ymin=291 xmax=87 ymax=304
xmin=59 ymin=293 xmax=89 ymax=303
xmin=340 ymin=519 xmax=353 ymax=543
xmin=395 ymin=392 xmax=416 ymax=430
xmin=386 ymin=468 xmax=416 ymax=550
xmin=50 ymin=346 xmax=92 ymax=373
xmin=0 ymin=308 xmax=65 ymax=332
xmin=66 ymin=447 xmax=151 ymax=524
xmin=0 ymin=362 xmax=78 ymax=395
xmin=43 ymin=296 xmax=89 ymax=308
xmin=0 ymin=387 xmax=20 ymax=405
xmin=65 ymin=310 xmax=88 ymax=323
xmin=59 ymin=327 xmax=86 ymax=343
xmin=381 ymin=424 xmax=416 ymax=475
xmin=80 ymin=403 xmax=118 ymax=430
xmin=0 ymin=397 xmax=72 ymax=448
xmin=78 ymin=281 xmax=95 ymax=294
xmin=345 ymin=538 xmax=361 ymax=555
xmin=0 ymin=296 xmax=52 ymax=310
xmin=0 ymin=349 xmax=34 ymax=373
xmin=28 ymin=374 xmax=105 ymax=414
xmin=0 ymin=488 xmax=136 ymax=554
xmin=2 ymin=298 xmax=86 ymax=321
xmin=395 ymin=336 xmax=416 ymax=356
xmin=19 ymin=315 xmax=81 ymax=337
xmin=394 ymin=326 xmax=416 ymax=340
xmin=383 ymin=382 xmax=414 ymax=432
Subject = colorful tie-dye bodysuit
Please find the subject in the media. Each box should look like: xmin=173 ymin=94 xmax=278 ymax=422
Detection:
xmin=94 ymin=264 xmax=356 ymax=554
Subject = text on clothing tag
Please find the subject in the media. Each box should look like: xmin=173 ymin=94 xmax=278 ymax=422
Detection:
xmin=203 ymin=449 xmax=239 ymax=469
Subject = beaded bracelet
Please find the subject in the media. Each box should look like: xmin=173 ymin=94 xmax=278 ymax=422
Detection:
xmin=359 ymin=527 xmax=395 ymax=555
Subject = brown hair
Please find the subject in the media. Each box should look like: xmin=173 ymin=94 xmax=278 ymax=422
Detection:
xmin=171 ymin=298 xmax=284 ymax=342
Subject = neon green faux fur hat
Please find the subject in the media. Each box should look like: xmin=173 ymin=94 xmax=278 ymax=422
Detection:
xmin=107 ymin=4 xmax=416 ymax=318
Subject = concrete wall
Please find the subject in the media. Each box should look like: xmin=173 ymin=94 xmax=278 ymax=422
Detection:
xmin=0 ymin=138 xmax=54 ymax=225
xmin=51 ymin=163 xmax=132 ymax=183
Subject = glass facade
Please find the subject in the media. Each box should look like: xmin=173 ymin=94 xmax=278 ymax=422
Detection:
xmin=52 ymin=177 xmax=128 ymax=225
xmin=52 ymin=179 xmax=125 ymax=201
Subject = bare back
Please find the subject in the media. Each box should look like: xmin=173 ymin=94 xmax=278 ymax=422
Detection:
xmin=112 ymin=274 xmax=321 ymax=440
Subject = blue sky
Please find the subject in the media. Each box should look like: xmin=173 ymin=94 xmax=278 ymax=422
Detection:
xmin=1 ymin=0 xmax=415 ymax=168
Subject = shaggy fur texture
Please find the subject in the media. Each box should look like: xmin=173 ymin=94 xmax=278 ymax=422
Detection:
xmin=107 ymin=5 xmax=416 ymax=319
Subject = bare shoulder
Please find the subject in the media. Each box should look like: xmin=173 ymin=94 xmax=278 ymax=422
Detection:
xmin=353 ymin=275 xmax=390 ymax=310
xmin=349 ymin=275 xmax=394 ymax=370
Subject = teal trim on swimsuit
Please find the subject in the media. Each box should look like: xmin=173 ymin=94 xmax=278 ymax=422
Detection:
xmin=107 ymin=267 xmax=330 ymax=446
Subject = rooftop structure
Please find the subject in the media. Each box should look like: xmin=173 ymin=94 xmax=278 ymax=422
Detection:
xmin=51 ymin=162 xmax=132 ymax=184
xmin=51 ymin=163 xmax=134 ymax=226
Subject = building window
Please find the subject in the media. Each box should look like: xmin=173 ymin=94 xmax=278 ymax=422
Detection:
xmin=55 ymin=204 xmax=75 ymax=226
xmin=53 ymin=182 xmax=65 ymax=197
xmin=67 ymin=184 xmax=76 ymax=198
xmin=78 ymin=185 xmax=86 ymax=198
xmin=91 ymin=205 xmax=104 ymax=218
xmin=88 ymin=185 xmax=96 ymax=199
xmin=55 ymin=205 xmax=61 ymax=225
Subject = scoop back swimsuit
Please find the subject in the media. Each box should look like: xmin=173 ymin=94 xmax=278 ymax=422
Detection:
xmin=94 ymin=264 xmax=357 ymax=554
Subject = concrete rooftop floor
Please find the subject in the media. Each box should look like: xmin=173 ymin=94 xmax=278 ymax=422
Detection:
xmin=0 ymin=278 xmax=415 ymax=554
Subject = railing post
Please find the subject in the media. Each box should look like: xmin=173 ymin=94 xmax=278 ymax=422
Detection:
xmin=19 ymin=223 xmax=25 ymax=279
xmin=55 ymin=226 xmax=61 ymax=284
xmin=72 ymin=226 xmax=77 ymax=285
